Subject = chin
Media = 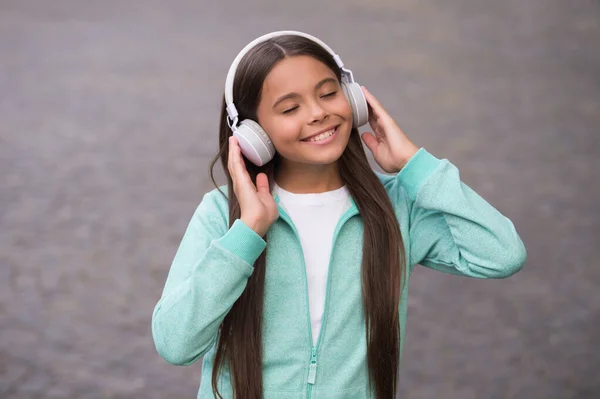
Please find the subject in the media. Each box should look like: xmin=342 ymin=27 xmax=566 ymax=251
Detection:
xmin=306 ymin=144 xmax=347 ymax=165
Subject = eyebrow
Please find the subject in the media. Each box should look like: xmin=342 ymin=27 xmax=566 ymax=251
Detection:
xmin=272 ymin=77 xmax=338 ymax=109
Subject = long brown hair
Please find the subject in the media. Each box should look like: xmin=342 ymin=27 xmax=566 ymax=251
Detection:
xmin=209 ymin=35 xmax=406 ymax=399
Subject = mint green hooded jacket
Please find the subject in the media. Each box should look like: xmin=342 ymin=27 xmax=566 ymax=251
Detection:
xmin=152 ymin=148 xmax=527 ymax=398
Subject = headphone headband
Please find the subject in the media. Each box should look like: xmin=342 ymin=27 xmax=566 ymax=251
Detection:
xmin=224 ymin=31 xmax=349 ymax=124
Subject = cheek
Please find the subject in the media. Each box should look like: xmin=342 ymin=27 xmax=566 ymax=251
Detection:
xmin=263 ymin=116 xmax=303 ymax=144
xmin=333 ymin=95 xmax=353 ymax=119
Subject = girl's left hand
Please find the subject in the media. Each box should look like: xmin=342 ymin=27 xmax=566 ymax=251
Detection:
xmin=360 ymin=87 xmax=419 ymax=174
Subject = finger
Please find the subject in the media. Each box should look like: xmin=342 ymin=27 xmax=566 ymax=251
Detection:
xmin=232 ymin=139 xmax=255 ymax=189
xmin=231 ymin=139 xmax=244 ymax=182
xmin=367 ymin=113 xmax=386 ymax=138
xmin=368 ymin=109 xmax=379 ymax=129
xmin=361 ymin=132 xmax=379 ymax=153
xmin=256 ymin=173 xmax=270 ymax=194
xmin=228 ymin=136 xmax=236 ymax=183
xmin=234 ymin=141 xmax=252 ymax=181
xmin=361 ymin=86 xmax=389 ymax=121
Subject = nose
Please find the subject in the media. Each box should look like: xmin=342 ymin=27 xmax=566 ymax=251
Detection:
xmin=308 ymin=100 xmax=328 ymax=124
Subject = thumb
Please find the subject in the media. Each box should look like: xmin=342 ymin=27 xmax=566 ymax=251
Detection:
xmin=256 ymin=173 xmax=270 ymax=194
xmin=361 ymin=132 xmax=378 ymax=153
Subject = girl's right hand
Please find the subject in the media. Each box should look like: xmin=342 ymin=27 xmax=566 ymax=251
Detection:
xmin=228 ymin=136 xmax=279 ymax=237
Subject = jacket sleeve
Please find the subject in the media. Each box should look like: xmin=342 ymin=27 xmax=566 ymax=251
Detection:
xmin=379 ymin=148 xmax=527 ymax=278
xmin=151 ymin=190 xmax=266 ymax=365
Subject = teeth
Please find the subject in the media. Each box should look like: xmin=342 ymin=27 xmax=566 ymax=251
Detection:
xmin=307 ymin=128 xmax=335 ymax=142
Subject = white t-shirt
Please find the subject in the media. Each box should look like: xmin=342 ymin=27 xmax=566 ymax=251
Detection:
xmin=273 ymin=183 xmax=352 ymax=346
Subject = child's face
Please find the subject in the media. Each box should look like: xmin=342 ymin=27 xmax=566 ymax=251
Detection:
xmin=256 ymin=55 xmax=353 ymax=168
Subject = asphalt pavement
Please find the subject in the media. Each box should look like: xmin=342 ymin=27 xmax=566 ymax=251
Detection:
xmin=1 ymin=0 xmax=599 ymax=398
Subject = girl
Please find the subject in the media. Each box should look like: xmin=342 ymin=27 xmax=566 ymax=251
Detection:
xmin=152 ymin=31 xmax=526 ymax=399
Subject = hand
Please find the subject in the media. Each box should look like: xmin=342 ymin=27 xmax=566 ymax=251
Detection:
xmin=228 ymin=136 xmax=279 ymax=237
xmin=360 ymin=87 xmax=419 ymax=174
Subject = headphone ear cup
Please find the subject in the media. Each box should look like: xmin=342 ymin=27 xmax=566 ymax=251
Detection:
xmin=342 ymin=82 xmax=369 ymax=128
xmin=233 ymin=119 xmax=275 ymax=167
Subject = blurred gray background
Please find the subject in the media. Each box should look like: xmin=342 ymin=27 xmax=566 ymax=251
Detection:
xmin=1 ymin=0 xmax=599 ymax=398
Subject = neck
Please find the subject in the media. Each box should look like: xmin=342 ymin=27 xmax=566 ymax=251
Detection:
xmin=275 ymin=161 xmax=344 ymax=194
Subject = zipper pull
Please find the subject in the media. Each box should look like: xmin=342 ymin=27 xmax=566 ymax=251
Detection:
xmin=308 ymin=347 xmax=318 ymax=384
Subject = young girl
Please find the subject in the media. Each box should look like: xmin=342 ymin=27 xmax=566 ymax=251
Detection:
xmin=152 ymin=31 xmax=526 ymax=399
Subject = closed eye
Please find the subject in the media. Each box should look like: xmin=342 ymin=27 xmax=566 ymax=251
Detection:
xmin=282 ymin=106 xmax=298 ymax=114
xmin=321 ymin=91 xmax=337 ymax=98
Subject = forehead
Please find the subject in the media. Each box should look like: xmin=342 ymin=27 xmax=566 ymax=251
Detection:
xmin=261 ymin=55 xmax=337 ymax=98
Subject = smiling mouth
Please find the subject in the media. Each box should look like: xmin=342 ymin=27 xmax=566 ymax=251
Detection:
xmin=301 ymin=125 xmax=339 ymax=142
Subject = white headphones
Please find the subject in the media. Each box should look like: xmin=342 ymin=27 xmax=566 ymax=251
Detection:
xmin=224 ymin=30 xmax=369 ymax=166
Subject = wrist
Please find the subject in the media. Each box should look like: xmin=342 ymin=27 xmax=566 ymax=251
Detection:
xmin=240 ymin=216 xmax=264 ymax=236
xmin=399 ymin=145 xmax=419 ymax=171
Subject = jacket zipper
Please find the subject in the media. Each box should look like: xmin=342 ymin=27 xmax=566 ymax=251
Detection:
xmin=276 ymin=202 xmax=357 ymax=399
